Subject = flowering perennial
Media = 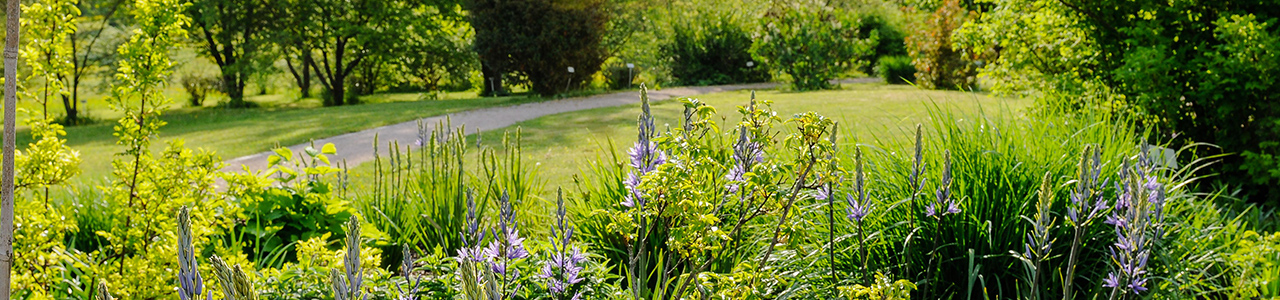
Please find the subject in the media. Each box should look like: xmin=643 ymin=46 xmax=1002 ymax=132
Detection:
xmin=539 ymin=190 xmax=589 ymax=300
xmin=1102 ymin=153 xmax=1167 ymax=297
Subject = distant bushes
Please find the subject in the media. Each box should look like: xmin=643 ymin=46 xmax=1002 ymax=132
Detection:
xmin=876 ymin=55 xmax=916 ymax=84
xmin=664 ymin=14 xmax=770 ymax=86
xmin=754 ymin=0 xmax=877 ymax=90
xmin=905 ymin=0 xmax=980 ymax=90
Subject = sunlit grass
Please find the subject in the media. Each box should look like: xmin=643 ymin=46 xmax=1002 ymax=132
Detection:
xmin=342 ymin=83 xmax=1030 ymax=196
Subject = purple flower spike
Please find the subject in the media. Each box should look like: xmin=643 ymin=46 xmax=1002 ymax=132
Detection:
xmin=946 ymin=200 xmax=961 ymax=215
xmin=1103 ymin=273 xmax=1120 ymax=288
xmin=845 ymin=193 xmax=872 ymax=222
xmin=542 ymin=190 xmax=592 ymax=299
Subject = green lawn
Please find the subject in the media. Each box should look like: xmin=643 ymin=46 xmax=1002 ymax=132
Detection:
xmin=21 ymin=91 xmax=541 ymax=182
xmin=345 ymin=83 xmax=1031 ymax=194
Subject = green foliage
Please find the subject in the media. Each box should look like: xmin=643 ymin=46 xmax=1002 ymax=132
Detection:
xmin=20 ymin=0 xmax=79 ymax=120
xmin=600 ymin=89 xmax=841 ymax=299
xmin=256 ymin=234 xmax=396 ymax=300
xmin=817 ymin=107 xmax=1140 ymax=298
xmin=391 ymin=5 xmax=479 ymax=93
xmin=852 ymin=7 xmax=909 ymax=74
xmin=838 ymin=272 xmax=916 ymax=300
xmin=954 ymin=0 xmax=1280 ymax=203
xmin=356 ymin=121 xmax=542 ymax=254
xmin=663 ymin=13 xmax=769 ymax=86
xmin=15 ymin=121 xmax=80 ymax=189
xmin=469 ymin=0 xmax=611 ymax=96
xmin=875 ymin=56 xmax=916 ymax=84
xmin=1229 ymin=230 xmax=1280 ymax=298
xmin=753 ymin=0 xmax=877 ymax=91
xmin=181 ymin=73 xmax=222 ymax=107
xmin=283 ymin=0 xmax=419 ymax=105
xmin=224 ymin=143 xmax=356 ymax=267
xmin=904 ymin=0 xmax=981 ymax=90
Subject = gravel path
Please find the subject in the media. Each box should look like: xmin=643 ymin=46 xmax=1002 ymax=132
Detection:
xmin=221 ymin=82 xmax=782 ymax=173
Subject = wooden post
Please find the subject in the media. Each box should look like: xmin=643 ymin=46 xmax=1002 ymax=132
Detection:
xmin=0 ymin=0 xmax=21 ymax=296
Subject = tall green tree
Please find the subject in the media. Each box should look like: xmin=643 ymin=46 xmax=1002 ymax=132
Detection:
xmin=186 ymin=0 xmax=277 ymax=108
xmin=287 ymin=0 xmax=405 ymax=106
xmin=470 ymin=0 xmax=611 ymax=96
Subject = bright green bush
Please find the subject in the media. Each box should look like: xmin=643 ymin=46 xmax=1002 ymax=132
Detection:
xmin=753 ymin=0 xmax=877 ymax=90
xmin=663 ymin=14 xmax=769 ymax=86
xmin=875 ymin=56 xmax=916 ymax=84
xmin=1229 ymin=230 xmax=1280 ymax=298
xmin=223 ymin=144 xmax=357 ymax=267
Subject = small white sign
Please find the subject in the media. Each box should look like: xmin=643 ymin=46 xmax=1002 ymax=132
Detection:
xmin=626 ymin=63 xmax=635 ymax=68
xmin=567 ymin=67 xmax=575 ymax=73
xmin=746 ymin=61 xmax=755 ymax=67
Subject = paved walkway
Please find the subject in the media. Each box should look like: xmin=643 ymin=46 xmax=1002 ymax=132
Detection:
xmin=221 ymin=82 xmax=781 ymax=173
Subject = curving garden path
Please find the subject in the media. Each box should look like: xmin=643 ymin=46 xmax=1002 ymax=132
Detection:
xmin=221 ymin=82 xmax=786 ymax=174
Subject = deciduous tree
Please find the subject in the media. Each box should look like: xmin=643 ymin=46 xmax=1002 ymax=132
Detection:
xmin=186 ymin=0 xmax=278 ymax=108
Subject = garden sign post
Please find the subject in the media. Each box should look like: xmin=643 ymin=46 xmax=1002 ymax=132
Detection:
xmin=1 ymin=0 xmax=20 ymax=295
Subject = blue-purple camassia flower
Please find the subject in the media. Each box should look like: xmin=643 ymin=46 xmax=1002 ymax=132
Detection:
xmin=541 ymin=188 xmax=590 ymax=299
xmin=925 ymin=151 xmax=960 ymax=218
xmin=845 ymin=193 xmax=873 ymax=223
xmin=1102 ymin=157 xmax=1166 ymax=296
xmin=622 ymin=90 xmax=667 ymax=208
xmin=458 ymin=191 xmax=488 ymax=263
xmin=486 ymin=192 xmax=529 ymax=277
xmin=176 ymin=206 xmax=211 ymax=300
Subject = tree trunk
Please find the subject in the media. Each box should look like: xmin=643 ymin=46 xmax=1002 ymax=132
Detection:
xmin=60 ymin=93 xmax=78 ymax=124
xmin=223 ymin=72 xmax=245 ymax=108
xmin=2 ymin=0 xmax=22 ymax=297
xmin=331 ymin=73 xmax=345 ymax=106
xmin=301 ymin=50 xmax=312 ymax=98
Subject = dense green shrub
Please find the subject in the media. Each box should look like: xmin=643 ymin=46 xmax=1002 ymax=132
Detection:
xmin=224 ymin=144 xmax=357 ymax=267
xmin=954 ymin=0 xmax=1280 ymax=204
xmin=853 ymin=8 xmax=909 ymax=74
xmin=754 ymin=0 xmax=877 ymax=90
xmin=663 ymin=14 xmax=770 ymax=86
xmin=904 ymin=0 xmax=981 ymax=90
xmin=470 ymin=0 xmax=611 ymax=96
xmin=875 ymin=55 xmax=916 ymax=84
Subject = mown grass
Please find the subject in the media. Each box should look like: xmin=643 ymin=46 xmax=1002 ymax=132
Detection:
xmin=461 ymin=83 xmax=1030 ymax=192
